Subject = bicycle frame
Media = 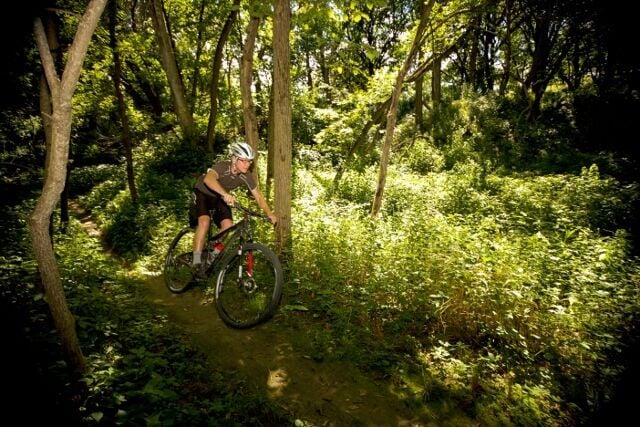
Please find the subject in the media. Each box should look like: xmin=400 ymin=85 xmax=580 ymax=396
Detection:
xmin=202 ymin=204 xmax=265 ymax=276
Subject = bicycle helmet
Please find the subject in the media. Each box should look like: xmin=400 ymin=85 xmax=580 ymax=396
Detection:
xmin=229 ymin=141 xmax=255 ymax=160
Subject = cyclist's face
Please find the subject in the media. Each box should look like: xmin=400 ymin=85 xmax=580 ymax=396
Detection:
xmin=236 ymin=157 xmax=252 ymax=173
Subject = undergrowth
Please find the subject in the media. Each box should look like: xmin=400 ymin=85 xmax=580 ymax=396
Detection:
xmin=0 ymin=197 xmax=290 ymax=426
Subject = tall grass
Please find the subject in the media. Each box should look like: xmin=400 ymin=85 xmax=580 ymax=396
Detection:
xmin=289 ymin=162 xmax=640 ymax=425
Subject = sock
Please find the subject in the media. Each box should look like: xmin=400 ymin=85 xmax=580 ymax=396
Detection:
xmin=193 ymin=251 xmax=202 ymax=265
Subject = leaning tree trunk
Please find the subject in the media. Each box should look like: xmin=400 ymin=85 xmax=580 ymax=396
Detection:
xmin=371 ymin=0 xmax=435 ymax=218
xmin=149 ymin=0 xmax=196 ymax=145
xmin=432 ymin=56 xmax=442 ymax=109
xmin=109 ymin=0 xmax=138 ymax=202
xmin=189 ymin=0 xmax=206 ymax=101
xmin=30 ymin=0 xmax=108 ymax=375
xmin=272 ymin=0 xmax=293 ymax=256
xmin=39 ymin=14 xmax=66 ymax=233
xmin=240 ymin=15 xmax=260 ymax=182
xmin=206 ymin=0 xmax=240 ymax=151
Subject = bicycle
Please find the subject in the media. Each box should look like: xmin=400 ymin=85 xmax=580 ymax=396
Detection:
xmin=164 ymin=202 xmax=284 ymax=329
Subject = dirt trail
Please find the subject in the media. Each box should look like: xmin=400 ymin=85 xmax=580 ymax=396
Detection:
xmin=142 ymin=277 xmax=433 ymax=426
xmin=70 ymin=202 xmax=436 ymax=426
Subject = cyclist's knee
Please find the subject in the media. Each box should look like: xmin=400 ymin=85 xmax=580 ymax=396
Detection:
xmin=198 ymin=215 xmax=211 ymax=228
xmin=220 ymin=218 xmax=233 ymax=231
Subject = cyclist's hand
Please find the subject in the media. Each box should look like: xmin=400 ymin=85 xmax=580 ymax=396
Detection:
xmin=223 ymin=194 xmax=236 ymax=206
xmin=268 ymin=214 xmax=278 ymax=225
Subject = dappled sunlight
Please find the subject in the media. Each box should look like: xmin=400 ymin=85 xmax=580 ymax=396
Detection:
xmin=266 ymin=367 xmax=290 ymax=397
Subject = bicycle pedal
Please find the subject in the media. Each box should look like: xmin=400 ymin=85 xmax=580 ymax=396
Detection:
xmin=191 ymin=264 xmax=208 ymax=280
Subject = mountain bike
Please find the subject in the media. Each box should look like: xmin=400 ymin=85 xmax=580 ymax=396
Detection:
xmin=164 ymin=202 xmax=284 ymax=329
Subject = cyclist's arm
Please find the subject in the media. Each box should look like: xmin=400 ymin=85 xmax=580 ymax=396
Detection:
xmin=250 ymin=187 xmax=277 ymax=225
xmin=203 ymin=170 xmax=235 ymax=205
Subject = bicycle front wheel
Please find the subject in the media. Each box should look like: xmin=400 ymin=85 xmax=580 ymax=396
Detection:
xmin=164 ymin=228 xmax=196 ymax=293
xmin=215 ymin=242 xmax=284 ymax=329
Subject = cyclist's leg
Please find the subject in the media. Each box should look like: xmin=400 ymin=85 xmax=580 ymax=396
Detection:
xmin=212 ymin=197 xmax=233 ymax=233
xmin=193 ymin=189 xmax=213 ymax=266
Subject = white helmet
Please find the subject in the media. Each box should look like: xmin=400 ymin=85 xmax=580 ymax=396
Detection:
xmin=229 ymin=141 xmax=255 ymax=160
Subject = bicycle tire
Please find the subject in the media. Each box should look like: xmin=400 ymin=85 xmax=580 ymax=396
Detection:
xmin=215 ymin=242 xmax=284 ymax=329
xmin=164 ymin=228 xmax=197 ymax=293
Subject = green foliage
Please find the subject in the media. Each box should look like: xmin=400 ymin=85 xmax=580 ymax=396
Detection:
xmin=1 ymin=196 xmax=289 ymax=425
xmin=69 ymin=164 xmax=124 ymax=196
xmin=287 ymin=162 xmax=640 ymax=424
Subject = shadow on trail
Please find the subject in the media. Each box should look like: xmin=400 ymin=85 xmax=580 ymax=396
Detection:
xmin=142 ymin=275 xmax=446 ymax=427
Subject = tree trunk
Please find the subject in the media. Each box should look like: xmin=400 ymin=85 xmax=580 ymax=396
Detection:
xmin=149 ymin=0 xmax=196 ymax=144
xmin=498 ymin=0 xmax=513 ymax=96
xmin=272 ymin=0 xmax=292 ymax=255
xmin=207 ymin=0 xmax=240 ymax=151
xmin=31 ymin=0 xmax=108 ymax=375
xmin=371 ymin=0 xmax=434 ymax=218
xmin=468 ymin=15 xmax=480 ymax=89
xmin=189 ymin=0 xmax=206 ymax=101
xmin=432 ymin=57 xmax=441 ymax=108
xmin=109 ymin=0 xmax=138 ymax=202
xmin=39 ymin=14 xmax=68 ymax=230
xmin=240 ymin=15 xmax=260 ymax=171
xmin=266 ymin=83 xmax=275 ymax=202
xmin=415 ymin=73 xmax=424 ymax=132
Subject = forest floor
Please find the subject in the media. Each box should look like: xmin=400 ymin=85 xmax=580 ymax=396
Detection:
xmin=71 ymin=202 xmax=474 ymax=427
xmin=142 ymin=277 xmax=435 ymax=426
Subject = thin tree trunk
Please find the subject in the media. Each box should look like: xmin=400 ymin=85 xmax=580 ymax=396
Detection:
xmin=415 ymin=73 xmax=424 ymax=132
xmin=319 ymin=48 xmax=331 ymax=103
xmin=499 ymin=0 xmax=512 ymax=96
xmin=266 ymin=83 xmax=275 ymax=202
xmin=109 ymin=0 xmax=138 ymax=202
xmin=30 ymin=0 xmax=108 ymax=375
xmin=371 ymin=0 xmax=435 ymax=218
xmin=207 ymin=0 xmax=240 ymax=151
xmin=40 ymin=14 xmax=68 ymax=230
xmin=432 ymin=57 xmax=441 ymax=108
xmin=272 ymin=0 xmax=292 ymax=255
xmin=149 ymin=0 xmax=196 ymax=144
xmin=190 ymin=0 xmax=206 ymax=101
xmin=240 ymin=15 xmax=260 ymax=175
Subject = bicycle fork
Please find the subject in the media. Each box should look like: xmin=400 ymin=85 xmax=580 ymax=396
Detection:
xmin=237 ymin=246 xmax=254 ymax=277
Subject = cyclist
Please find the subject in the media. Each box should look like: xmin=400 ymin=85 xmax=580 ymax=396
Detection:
xmin=191 ymin=141 xmax=277 ymax=274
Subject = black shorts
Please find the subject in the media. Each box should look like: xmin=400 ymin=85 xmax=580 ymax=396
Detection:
xmin=193 ymin=188 xmax=232 ymax=228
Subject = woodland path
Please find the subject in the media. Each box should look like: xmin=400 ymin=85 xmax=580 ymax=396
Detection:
xmin=142 ymin=278 xmax=433 ymax=426
xmin=70 ymin=201 xmax=468 ymax=426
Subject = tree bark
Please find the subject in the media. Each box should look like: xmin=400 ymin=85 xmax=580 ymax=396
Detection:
xmin=432 ymin=56 xmax=442 ymax=108
xmin=30 ymin=0 xmax=108 ymax=375
xmin=149 ymin=0 xmax=196 ymax=144
xmin=207 ymin=0 xmax=240 ymax=151
xmin=498 ymin=0 xmax=513 ymax=96
xmin=39 ymin=14 xmax=67 ymax=230
xmin=109 ymin=0 xmax=138 ymax=202
xmin=189 ymin=0 xmax=206 ymax=101
xmin=415 ymin=73 xmax=424 ymax=132
xmin=371 ymin=0 xmax=435 ymax=218
xmin=240 ymin=15 xmax=260 ymax=173
xmin=272 ymin=0 xmax=292 ymax=255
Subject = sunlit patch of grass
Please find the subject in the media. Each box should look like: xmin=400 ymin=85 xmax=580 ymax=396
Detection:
xmin=286 ymin=162 xmax=640 ymax=424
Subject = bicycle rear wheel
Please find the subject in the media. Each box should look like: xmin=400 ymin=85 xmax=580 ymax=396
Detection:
xmin=215 ymin=242 xmax=284 ymax=329
xmin=164 ymin=228 xmax=196 ymax=293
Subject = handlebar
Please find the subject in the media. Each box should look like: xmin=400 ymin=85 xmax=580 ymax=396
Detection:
xmin=233 ymin=202 xmax=272 ymax=223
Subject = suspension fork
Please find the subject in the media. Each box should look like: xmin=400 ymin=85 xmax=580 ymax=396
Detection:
xmin=237 ymin=245 xmax=254 ymax=277
xmin=238 ymin=244 xmax=253 ymax=277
